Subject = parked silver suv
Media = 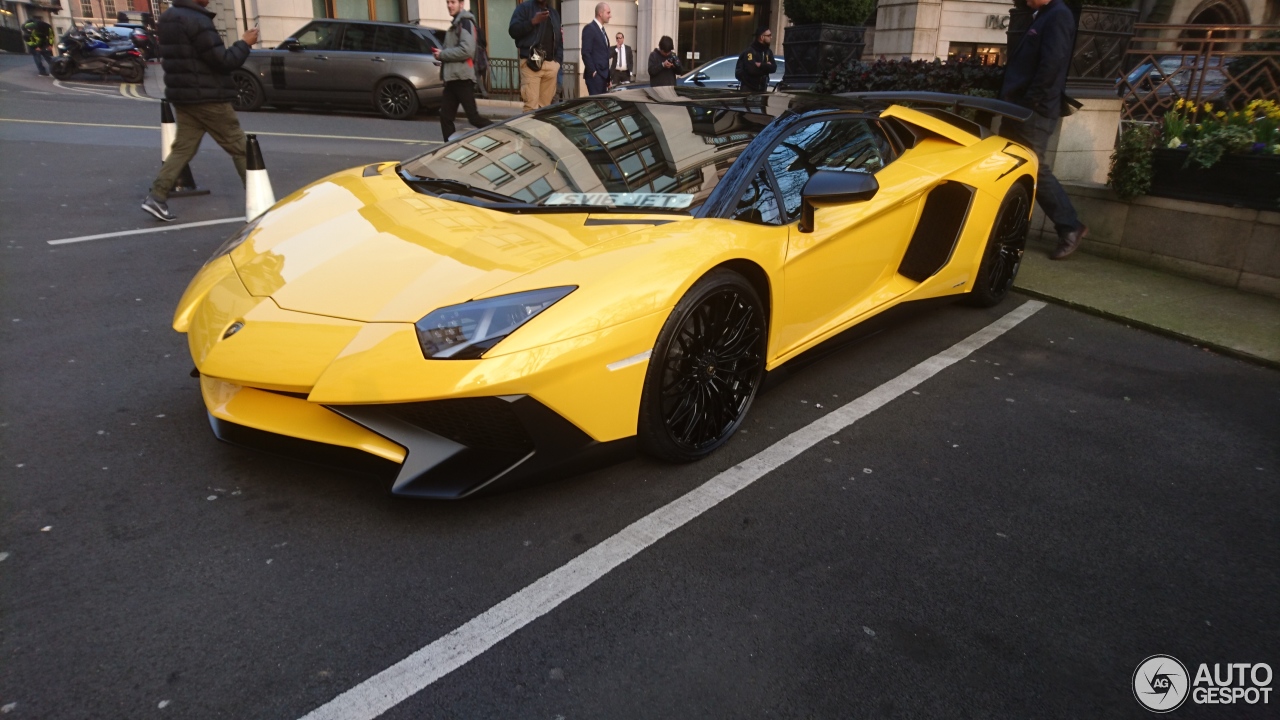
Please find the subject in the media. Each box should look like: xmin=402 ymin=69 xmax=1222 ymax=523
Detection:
xmin=232 ymin=19 xmax=446 ymax=120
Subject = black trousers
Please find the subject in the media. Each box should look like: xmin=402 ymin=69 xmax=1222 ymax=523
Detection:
xmin=1002 ymin=112 xmax=1082 ymax=237
xmin=439 ymin=80 xmax=491 ymax=140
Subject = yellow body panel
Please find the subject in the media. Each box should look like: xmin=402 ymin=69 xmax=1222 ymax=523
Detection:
xmin=201 ymin=375 xmax=406 ymax=463
xmin=174 ymin=104 xmax=1038 ymax=464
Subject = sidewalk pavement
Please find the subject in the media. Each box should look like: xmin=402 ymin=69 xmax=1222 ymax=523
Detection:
xmin=1016 ymin=236 xmax=1280 ymax=368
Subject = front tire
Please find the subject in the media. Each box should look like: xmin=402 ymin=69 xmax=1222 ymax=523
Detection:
xmin=50 ymin=59 xmax=73 ymax=80
xmin=966 ymin=182 xmax=1031 ymax=308
xmin=638 ymin=270 xmax=767 ymax=462
xmin=375 ymin=78 xmax=419 ymax=120
xmin=232 ymin=70 xmax=264 ymax=111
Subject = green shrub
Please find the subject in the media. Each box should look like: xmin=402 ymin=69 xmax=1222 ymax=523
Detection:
xmin=1107 ymin=123 xmax=1155 ymax=200
xmin=1187 ymin=125 xmax=1256 ymax=169
xmin=815 ymin=56 xmax=1005 ymax=95
xmin=782 ymin=0 xmax=876 ymax=26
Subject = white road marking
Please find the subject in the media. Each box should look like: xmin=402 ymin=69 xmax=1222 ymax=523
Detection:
xmin=47 ymin=217 xmax=244 ymax=246
xmin=51 ymin=80 xmax=124 ymax=98
xmin=298 ymin=300 xmax=1047 ymax=720
xmin=0 ymin=118 xmax=441 ymax=144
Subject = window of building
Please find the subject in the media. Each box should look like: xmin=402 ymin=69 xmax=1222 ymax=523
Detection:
xmin=81 ymin=0 xmax=94 ymax=20
xmin=946 ymin=42 xmax=1006 ymax=65
xmin=313 ymin=0 xmax=404 ymax=23
xmin=104 ymin=0 xmax=117 ymax=19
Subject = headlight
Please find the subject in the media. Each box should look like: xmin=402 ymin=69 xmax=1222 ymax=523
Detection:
xmin=204 ymin=216 xmax=263 ymax=265
xmin=414 ymin=286 xmax=576 ymax=359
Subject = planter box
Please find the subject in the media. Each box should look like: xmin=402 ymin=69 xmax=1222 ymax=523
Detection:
xmin=1007 ymin=4 xmax=1138 ymax=91
xmin=1149 ymin=148 xmax=1280 ymax=212
xmin=780 ymin=23 xmax=866 ymax=90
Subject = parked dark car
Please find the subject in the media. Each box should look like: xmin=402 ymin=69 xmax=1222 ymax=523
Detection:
xmin=231 ymin=19 xmax=448 ymax=120
xmin=611 ymin=54 xmax=786 ymax=92
xmin=1120 ymin=55 xmax=1227 ymax=103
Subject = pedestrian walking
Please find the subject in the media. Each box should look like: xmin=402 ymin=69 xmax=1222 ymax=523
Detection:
xmin=734 ymin=27 xmax=776 ymax=92
xmin=140 ymin=0 xmax=259 ymax=222
xmin=434 ymin=0 xmax=492 ymax=140
xmin=580 ymin=2 xmax=612 ymax=95
xmin=647 ymin=36 xmax=681 ymax=87
xmin=22 ymin=13 xmax=55 ymax=77
xmin=999 ymin=0 xmax=1088 ymax=259
xmin=509 ymin=0 xmax=562 ymax=112
xmin=609 ymin=32 xmax=633 ymax=86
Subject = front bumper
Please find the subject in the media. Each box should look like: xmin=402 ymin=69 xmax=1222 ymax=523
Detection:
xmin=205 ymin=378 xmax=633 ymax=498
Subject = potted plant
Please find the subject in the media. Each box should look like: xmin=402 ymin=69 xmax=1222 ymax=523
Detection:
xmin=1007 ymin=0 xmax=1139 ymax=90
xmin=779 ymin=0 xmax=875 ymax=90
xmin=1146 ymin=99 xmax=1280 ymax=211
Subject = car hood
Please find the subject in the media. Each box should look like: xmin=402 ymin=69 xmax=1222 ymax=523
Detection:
xmin=229 ymin=168 xmax=672 ymax=323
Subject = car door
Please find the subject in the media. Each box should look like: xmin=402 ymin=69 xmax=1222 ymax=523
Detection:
xmin=682 ymin=56 xmax=737 ymax=89
xmin=382 ymin=26 xmax=444 ymax=105
xmin=281 ymin=21 xmax=343 ymax=97
xmin=328 ymin=22 xmax=385 ymax=104
xmin=768 ymin=116 xmax=929 ymax=354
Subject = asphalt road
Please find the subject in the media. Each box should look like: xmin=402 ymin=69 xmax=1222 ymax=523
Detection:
xmin=1 ymin=56 xmax=1277 ymax=719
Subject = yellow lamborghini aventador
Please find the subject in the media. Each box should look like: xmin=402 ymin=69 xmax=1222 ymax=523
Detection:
xmin=173 ymin=89 xmax=1038 ymax=498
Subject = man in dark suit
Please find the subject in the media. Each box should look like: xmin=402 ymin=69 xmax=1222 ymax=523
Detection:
xmin=580 ymin=2 xmax=612 ymax=95
xmin=609 ymin=31 xmax=634 ymax=86
xmin=1000 ymin=0 xmax=1087 ymax=260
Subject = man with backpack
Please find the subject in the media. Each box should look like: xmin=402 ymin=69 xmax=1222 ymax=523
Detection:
xmin=433 ymin=0 xmax=492 ymax=140
xmin=23 ymin=13 xmax=56 ymax=77
xmin=735 ymin=27 xmax=776 ymax=92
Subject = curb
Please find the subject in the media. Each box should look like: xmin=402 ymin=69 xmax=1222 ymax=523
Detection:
xmin=1012 ymin=286 xmax=1280 ymax=371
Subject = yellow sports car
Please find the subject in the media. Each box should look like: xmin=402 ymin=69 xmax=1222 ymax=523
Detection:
xmin=174 ymin=90 xmax=1037 ymax=499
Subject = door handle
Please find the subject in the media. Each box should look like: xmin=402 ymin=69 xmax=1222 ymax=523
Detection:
xmin=315 ymin=55 xmax=329 ymax=60
xmin=371 ymin=57 xmax=386 ymax=62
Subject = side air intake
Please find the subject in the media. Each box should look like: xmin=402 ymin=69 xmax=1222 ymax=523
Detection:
xmin=898 ymin=182 xmax=976 ymax=282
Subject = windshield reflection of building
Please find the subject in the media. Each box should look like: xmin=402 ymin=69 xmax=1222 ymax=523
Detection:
xmin=417 ymin=96 xmax=773 ymax=209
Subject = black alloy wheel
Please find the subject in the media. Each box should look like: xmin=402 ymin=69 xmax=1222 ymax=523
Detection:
xmin=376 ymin=78 xmax=419 ymax=120
xmin=232 ymin=71 xmax=264 ymax=111
xmin=639 ymin=270 xmax=767 ymax=462
xmin=967 ymin=183 xmax=1030 ymax=308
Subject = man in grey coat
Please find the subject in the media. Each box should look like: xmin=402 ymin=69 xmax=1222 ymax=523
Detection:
xmin=434 ymin=0 xmax=492 ymax=140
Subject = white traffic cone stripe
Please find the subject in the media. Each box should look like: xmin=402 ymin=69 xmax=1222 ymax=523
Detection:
xmin=245 ymin=169 xmax=276 ymax=222
xmin=160 ymin=120 xmax=176 ymax=162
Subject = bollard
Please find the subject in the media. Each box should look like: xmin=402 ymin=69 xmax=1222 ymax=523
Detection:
xmin=244 ymin=134 xmax=276 ymax=222
xmin=161 ymin=100 xmax=209 ymax=197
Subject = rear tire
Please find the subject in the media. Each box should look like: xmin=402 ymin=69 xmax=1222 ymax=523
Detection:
xmin=119 ymin=59 xmax=144 ymax=84
xmin=232 ymin=70 xmax=264 ymax=111
xmin=638 ymin=270 xmax=767 ymax=463
xmin=375 ymin=78 xmax=419 ymax=120
xmin=966 ymin=182 xmax=1031 ymax=308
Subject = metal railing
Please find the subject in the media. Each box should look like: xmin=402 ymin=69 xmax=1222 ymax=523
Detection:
xmin=481 ymin=58 xmax=579 ymax=103
xmin=1119 ymin=24 xmax=1280 ymax=121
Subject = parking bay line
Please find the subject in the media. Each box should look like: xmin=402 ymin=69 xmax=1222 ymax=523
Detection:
xmin=0 ymin=117 xmax=441 ymax=144
xmin=299 ymin=299 xmax=1047 ymax=720
xmin=47 ymin=217 xmax=245 ymax=246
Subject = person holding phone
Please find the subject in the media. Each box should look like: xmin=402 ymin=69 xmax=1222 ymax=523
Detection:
xmin=433 ymin=0 xmax=492 ymax=140
xmin=141 ymin=0 xmax=258 ymax=222
xmin=508 ymin=0 xmax=562 ymax=111
xmin=647 ymin=35 xmax=680 ymax=87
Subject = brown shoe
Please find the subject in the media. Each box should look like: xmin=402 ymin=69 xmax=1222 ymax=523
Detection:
xmin=1050 ymin=225 xmax=1088 ymax=260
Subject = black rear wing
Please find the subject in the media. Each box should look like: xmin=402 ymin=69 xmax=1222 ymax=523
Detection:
xmin=836 ymin=92 xmax=1034 ymax=122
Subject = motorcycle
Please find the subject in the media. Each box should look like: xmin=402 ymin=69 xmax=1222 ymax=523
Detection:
xmin=51 ymin=27 xmax=145 ymax=83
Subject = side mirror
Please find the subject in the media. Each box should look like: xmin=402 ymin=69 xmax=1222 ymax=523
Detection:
xmin=281 ymin=38 xmax=302 ymax=51
xmin=693 ymin=72 xmax=710 ymax=82
xmin=798 ymin=170 xmax=879 ymax=233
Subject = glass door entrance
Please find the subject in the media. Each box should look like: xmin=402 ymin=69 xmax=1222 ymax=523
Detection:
xmin=678 ymin=1 xmax=764 ymax=71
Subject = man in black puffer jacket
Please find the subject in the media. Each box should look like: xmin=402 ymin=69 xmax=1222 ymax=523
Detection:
xmin=142 ymin=0 xmax=259 ymax=222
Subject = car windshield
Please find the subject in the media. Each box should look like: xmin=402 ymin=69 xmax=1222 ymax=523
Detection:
xmin=400 ymin=96 xmax=774 ymax=213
